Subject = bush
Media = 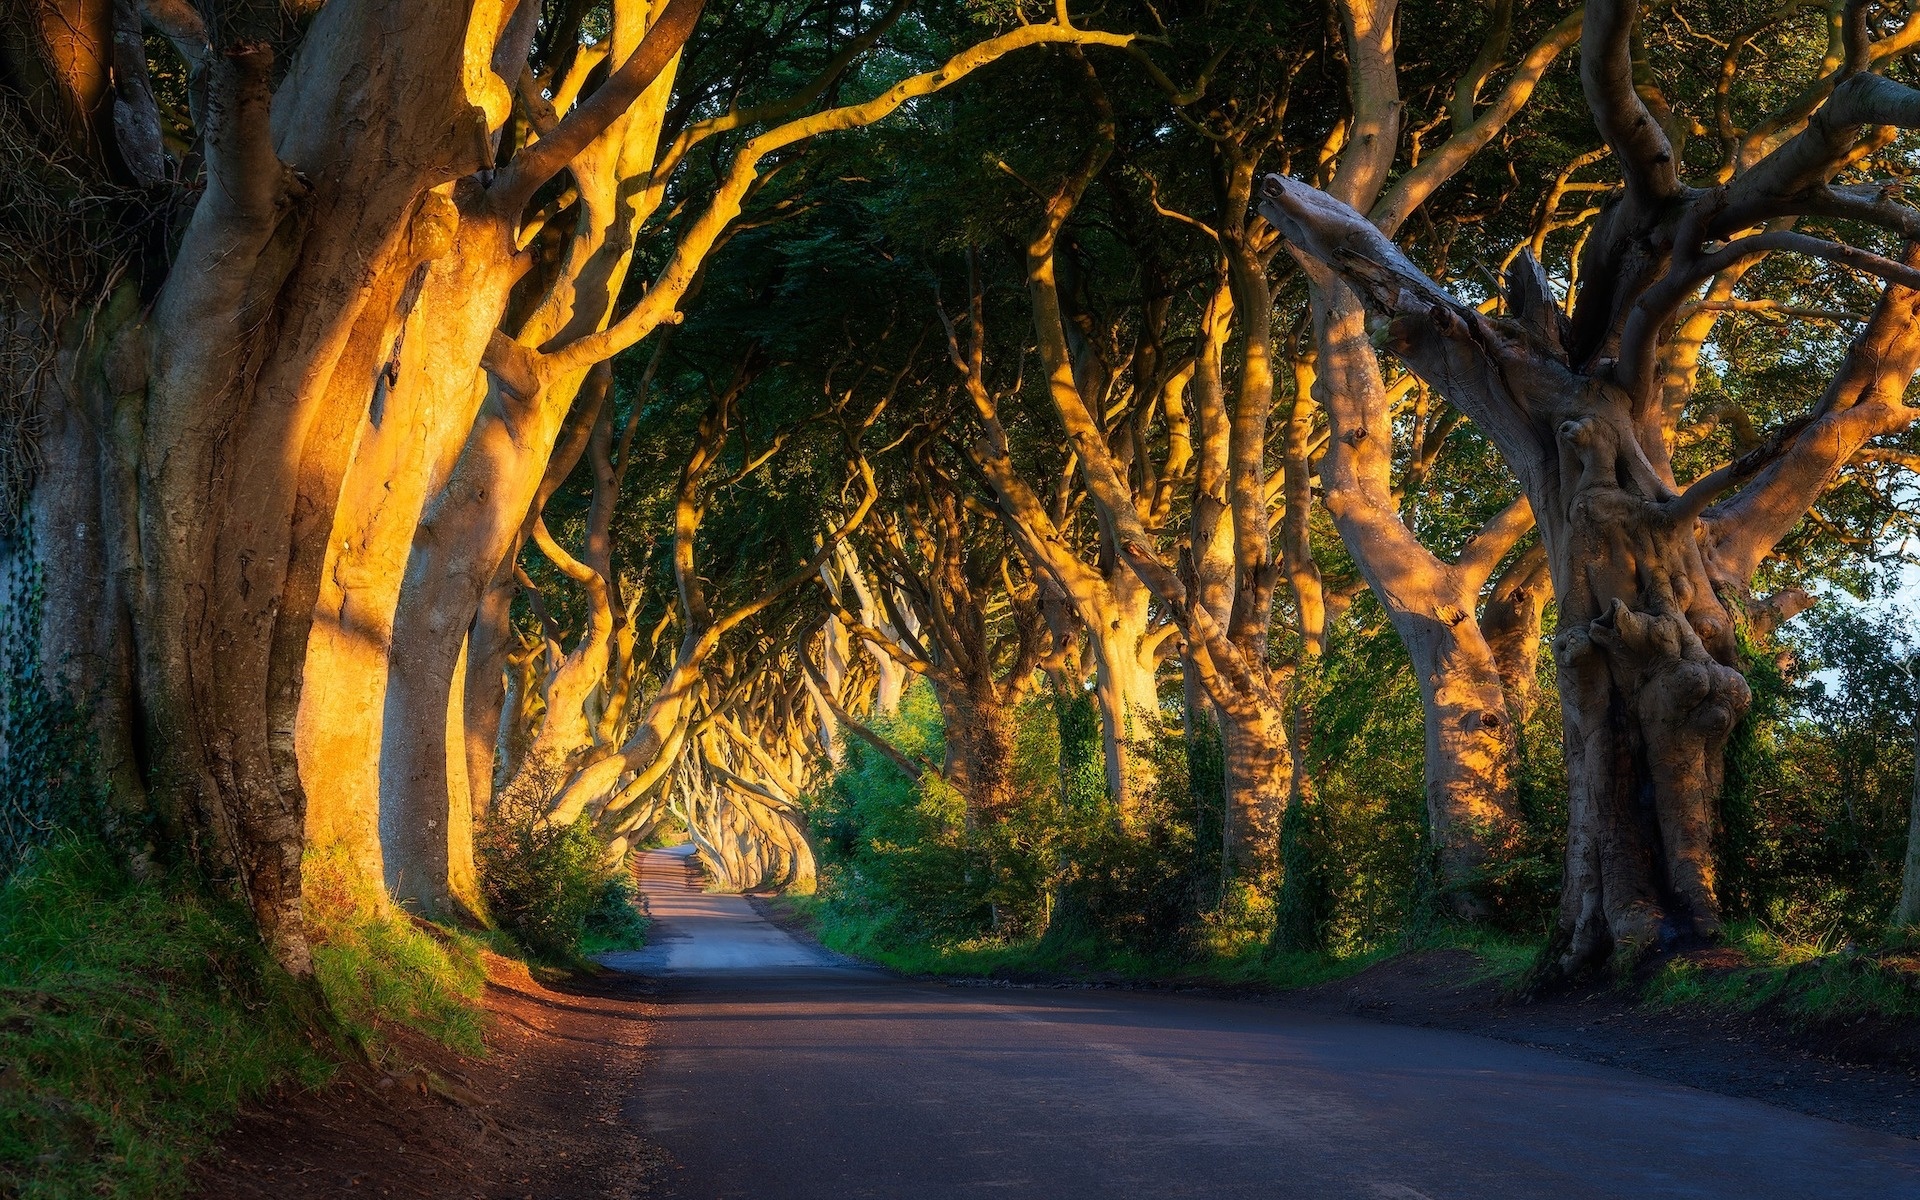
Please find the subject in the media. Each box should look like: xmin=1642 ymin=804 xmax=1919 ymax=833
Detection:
xmin=477 ymin=789 xmax=646 ymax=962
xmin=807 ymin=681 xmax=1267 ymax=966
xmin=1722 ymin=602 xmax=1919 ymax=940
xmin=581 ymin=873 xmax=650 ymax=956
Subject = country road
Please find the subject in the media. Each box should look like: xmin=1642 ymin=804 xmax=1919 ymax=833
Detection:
xmin=605 ymin=846 xmax=1920 ymax=1200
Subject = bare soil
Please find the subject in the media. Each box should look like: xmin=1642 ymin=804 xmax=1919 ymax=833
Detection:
xmin=189 ymin=955 xmax=668 ymax=1200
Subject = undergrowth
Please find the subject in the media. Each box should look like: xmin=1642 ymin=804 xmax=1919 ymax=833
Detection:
xmin=800 ymin=675 xmax=1548 ymax=998
xmin=1642 ymin=920 xmax=1920 ymax=1020
xmin=0 ymin=837 xmax=561 ymax=1200
xmin=478 ymin=785 xmax=650 ymax=963
xmin=580 ymin=874 xmax=651 ymax=957
xmin=0 ymin=838 xmax=331 ymax=1200
xmin=785 ymin=889 xmax=1541 ymax=995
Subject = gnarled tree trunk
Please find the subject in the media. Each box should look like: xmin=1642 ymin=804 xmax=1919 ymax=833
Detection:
xmin=1265 ymin=42 xmax=1920 ymax=962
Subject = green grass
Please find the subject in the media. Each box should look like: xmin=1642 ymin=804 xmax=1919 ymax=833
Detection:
xmin=0 ymin=840 xmax=512 ymax=1199
xmin=304 ymin=848 xmax=490 ymax=1059
xmin=0 ymin=839 xmax=333 ymax=1199
xmin=1437 ymin=925 xmax=1543 ymax=987
xmin=783 ymin=892 xmax=1541 ymax=994
xmin=1642 ymin=920 xmax=1920 ymax=1020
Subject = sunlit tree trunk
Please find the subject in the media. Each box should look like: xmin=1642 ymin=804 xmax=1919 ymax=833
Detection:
xmin=1265 ymin=0 xmax=1920 ymax=966
xmin=1481 ymin=545 xmax=1553 ymax=728
xmin=1270 ymin=0 xmax=1587 ymax=906
xmin=297 ymin=189 xmax=493 ymax=896
xmin=3 ymin=0 xmax=1142 ymax=967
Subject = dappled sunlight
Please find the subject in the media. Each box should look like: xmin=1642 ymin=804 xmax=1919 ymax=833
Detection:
xmin=6 ymin=0 xmax=1920 ymax=1194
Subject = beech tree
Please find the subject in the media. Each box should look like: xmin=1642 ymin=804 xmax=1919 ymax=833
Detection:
xmin=9 ymin=0 xmax=1919 ymax=983
xmin=0 ymin=0 xmax=1135 ymax=967
xmin=821 ymin=447 xmax=1060 ymax=826
xmin=1263 ymin=0 xmax=1920 ymax=970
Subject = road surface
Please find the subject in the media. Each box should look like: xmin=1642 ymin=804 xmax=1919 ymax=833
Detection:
xmin=606 ymin=845 xmax=1920 ymax=1199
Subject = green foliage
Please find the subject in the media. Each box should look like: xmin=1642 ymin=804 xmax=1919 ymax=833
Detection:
xmin=1292 ymin=617 xmax=1432 ymax=946
xmin=1182 ymin=705 xmax=1227 ymax=911
xmin=478 ymin=789 xmax=648 ymax=963
xmin=808 ymin=681 xmax=1268 ymax=969
xmin=1303 ymin=609 xmax=1565 ymax=949
xmin=0 ymin=839 xmax=330 ymax=1200
xmin=1721 ymin=602 xmax=1919 ymax=940
xmin=1053 ymin=688 xmax=1107 ymax=812
xmin=581 ymin=874 xmax=652 ymax=956
xmin=1272 ymin=789 xmax=1333 ymax=953
xmin=806 ymin=626 xmax=1580 ymax=987
xmin=806 ymin=685 xmax=1001 ymax=942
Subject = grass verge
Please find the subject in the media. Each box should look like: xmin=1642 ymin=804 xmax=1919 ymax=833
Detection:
xmin=0 ymin=840 xmax=504 ymax=1199
xmin=304 ymin=847 xmax=491 ymax=1061
xmin=1642 ymin=920 xmax=1920 ymax=1020
xmin=0 ymin=839 xmax=330 ymax=1199
xmin=780 ymin=892 xmax=1539 ymax=994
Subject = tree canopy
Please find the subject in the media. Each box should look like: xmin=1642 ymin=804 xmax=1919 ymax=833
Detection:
xmin=3 ymin=0 xmax=1919 ymax=981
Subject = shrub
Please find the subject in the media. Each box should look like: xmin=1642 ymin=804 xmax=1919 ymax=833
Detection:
xmin=809 ymin=682 xmax=1264 ymax=963
xmin=1722 ymin=603 xmax=1919 ymax=940
xmin=477 ymin=787 xmax=645 ymax=962
xmin=581 ymin=873 xmax=650 ymax=955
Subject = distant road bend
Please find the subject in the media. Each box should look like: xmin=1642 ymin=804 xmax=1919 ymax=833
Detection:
xmin=603 ymin=845 xmax=1920 ymax=1200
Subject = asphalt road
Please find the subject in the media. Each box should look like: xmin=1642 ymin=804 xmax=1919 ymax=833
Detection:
xmin=609 ymin=846 xmax=1920 ymax=1200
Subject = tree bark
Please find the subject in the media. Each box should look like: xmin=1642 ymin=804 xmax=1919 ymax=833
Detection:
xmin=937 ymin=685 xmax=1019 ymax=824
xmin=1482 ymin=544 xmax=1552 ymax=728
xmin=1896 ymin=712 xmax=1920 ymax=930
xmin=1260 ymin=100 xmax=1920 ymax=961
xmin=463 ymin=544 xmax=521 ymax=814
xmin=297 ymin=187 xmax=495 ymax=896
xmin=126 ymin=1 xmax=509 ymax=968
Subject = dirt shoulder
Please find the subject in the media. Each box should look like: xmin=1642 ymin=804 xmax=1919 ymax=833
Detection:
xmin=753 ymin=896 xmax=1920 ymax=1140
xmin=1286 ymin=948 xmax=1920 ymax=1139
xmin=190 ymin=955 xmax=667 ymax=1200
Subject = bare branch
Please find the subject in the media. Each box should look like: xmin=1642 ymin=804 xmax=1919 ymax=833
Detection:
xmin=1699 ymin=244 xmax=1920 ymax=584
xmin=1454 ymin=495 xmax=1536 ymax=591
xmin=800 ymin=654 xmax=933 ymax=782
xmin=1373 ymin=9 xmax=1583 ymax=236
xmin=1580 ymin=0 xmax=1682 ymax=201
xmin=543 ymin=20 xmax=1136 ymax=375
xmin=1260 ymin=174 xmax=1543 ymax=461
xmin=1622 ymin=229 xmax=1920 ymax=398
xmin=489 ymin=0 xmax=707 ymax=220
xmin=1726 ymin=71 xmax=1920 ymax=218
